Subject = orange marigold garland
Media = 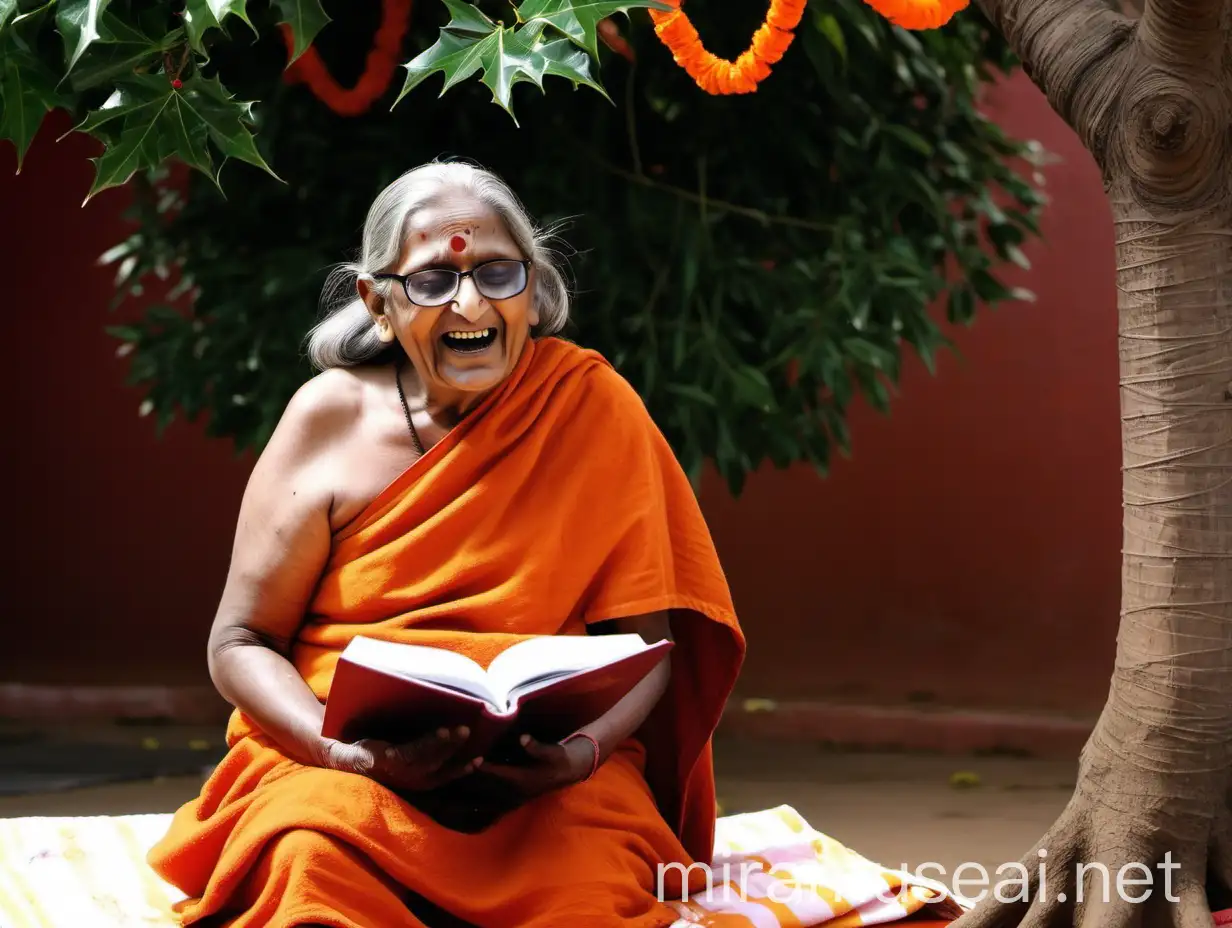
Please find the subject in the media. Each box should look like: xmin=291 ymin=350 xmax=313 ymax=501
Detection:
xmin=863 ymin=0 xmax=969 ymax=30
xmin=280 ymin=0 xmax=412 ymax=116
xmin=650 ymin=0 xmax=967 ymax=96
xmin=649 ymin=0 xmax=805 ymax=95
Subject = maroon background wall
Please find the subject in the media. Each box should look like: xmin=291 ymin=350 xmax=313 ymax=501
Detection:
xmin=0 ymin=73 xmax=1121 ymax=716
xmin=712 ymin=75 xmax=1122 ymax=715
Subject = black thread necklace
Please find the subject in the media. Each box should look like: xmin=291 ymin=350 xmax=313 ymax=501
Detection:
xmin=394 ymin=362 xmax=425 ymax=456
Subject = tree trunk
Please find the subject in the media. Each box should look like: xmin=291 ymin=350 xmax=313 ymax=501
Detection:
xmin=954 ymin=0 xmax=1232 ymax=922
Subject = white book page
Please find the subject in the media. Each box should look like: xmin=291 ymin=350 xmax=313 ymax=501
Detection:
xmin=341 ymin=636 xmax=498 ymax=706
xmin=485 ymin=633 xmax=653 ymax=704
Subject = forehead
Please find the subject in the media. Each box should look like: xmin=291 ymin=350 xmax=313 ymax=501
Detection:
xmin=398 ymin=189 xmax=517 ymax=265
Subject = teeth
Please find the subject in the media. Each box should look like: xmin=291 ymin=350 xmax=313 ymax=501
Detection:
xmin=444 ymin=328 xmax=494 ymax=340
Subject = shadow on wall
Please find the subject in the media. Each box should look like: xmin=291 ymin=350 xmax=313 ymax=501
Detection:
xmin=0 ymin=70 xmax=1120 ymax=717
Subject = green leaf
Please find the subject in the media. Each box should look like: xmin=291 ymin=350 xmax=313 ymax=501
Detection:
xmin=515 ymin=0 xmax=672 ymax=57
xmin=0 ymin=0 xmax=16 ymax=32
xmin=1005 ymin=206 xmax=1041 ymax=236
xmin=430 ymin=0 xmax=500 ymax=36
xmin=883 ymin=123 xmax=932 ymax=156
xmin=900 ymin=312 xmax=947 ymax=374
xmin=813 ymin=12 xmax=846 ymax=64
xmin=188 ymin=74 xmax=279 ymax=176
xmin=1004 ymin=243 xmax=1030 ymax=269
xmin=666 ymin=382 xmax=716 ymax=406
xmin=939 ymin=140 xmax=967 ymax=167
xmin=537 ymin=35 xmax=607 ymax=96
xmin=947 ymin=285 xmax=976 ymax=324
xmin=903 ymin=169 xmax=945 ymax=213
xmin=76 ymin=72 xmax=277 ymax=200
xmin=67 ymin=16 xmax=182 ymax=92
xmin=731 ymin=365 xmax=774 ymax=408
xmin=853 ymin=19 xmax=881 ymax=52
xmin=105 ymin=324 xmax=143 ymax=340
xmin=56 ymin=0 xmax=113 ymax=73
xmin=842 ymin=337 xmax=895 ymax=371
xmin=971 ymin=267 xmax=1012 ymax=302
xmin=273 ymin=0 xmax=329 ymax=63
xmin=855 ymin=366 xmax=892 ymax=412
xmin=396 ymin=1 xmax=605 ymax=121
xmin=183 ymin=0 xmax=253 ymax=56
xmin=396 ymin=2 xmax=505 ymax=104
xmin=0 ymin=29 xmax=67 ymax=169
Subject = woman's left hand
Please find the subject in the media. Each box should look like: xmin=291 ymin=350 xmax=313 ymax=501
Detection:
xmin=479 ymin=733 xmax=595 ymax=800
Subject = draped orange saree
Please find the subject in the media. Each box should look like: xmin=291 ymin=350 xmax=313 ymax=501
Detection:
xmin=147 ymin=336 xmax=746 ymax=928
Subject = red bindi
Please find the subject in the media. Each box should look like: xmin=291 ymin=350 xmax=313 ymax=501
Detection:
xmin=450 ymin=235 xmax=467 ymax=253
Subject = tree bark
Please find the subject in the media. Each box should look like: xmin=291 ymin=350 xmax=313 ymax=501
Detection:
xmin=955 ymin=0 xmax=1232 ymax=922
xmin=975 ymin=0 xmax=1134 ymax=161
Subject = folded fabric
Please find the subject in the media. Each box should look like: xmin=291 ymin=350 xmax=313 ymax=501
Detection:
xmin=667 ymin=805 xmax=965 ymax=927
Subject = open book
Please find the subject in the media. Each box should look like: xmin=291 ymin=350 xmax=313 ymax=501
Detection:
xmin=320 ymin=633 xmax=673 ymax=754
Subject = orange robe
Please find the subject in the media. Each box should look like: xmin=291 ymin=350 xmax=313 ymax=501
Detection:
xmin=148 ymin=336 xmax=746 ymax=928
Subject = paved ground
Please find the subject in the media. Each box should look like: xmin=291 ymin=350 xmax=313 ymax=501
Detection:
xmin=712 ymin=740 xmax=1076 ymax=879
xmin=0 ymin=724 xmax=1077 ymax=892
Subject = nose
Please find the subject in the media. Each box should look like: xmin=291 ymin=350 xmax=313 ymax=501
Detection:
xmin=451 ymin=277 xmax=487 ymax=323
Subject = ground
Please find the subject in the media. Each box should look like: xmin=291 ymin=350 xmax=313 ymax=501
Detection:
xmin=0 ymin=723 xmax=1076 ymax=894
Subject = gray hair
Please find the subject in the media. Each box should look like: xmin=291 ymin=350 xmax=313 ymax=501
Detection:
xmin=305 ymin=161 xmax=572 ymax=371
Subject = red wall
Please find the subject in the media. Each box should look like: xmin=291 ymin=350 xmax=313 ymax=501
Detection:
xmin=1 ymin=117 xmax=251 ymax=686
xmin=0 ymin=74 xmax=1122 ymax=714
xmin=706 ymin=73 xmax=1122 ymax=713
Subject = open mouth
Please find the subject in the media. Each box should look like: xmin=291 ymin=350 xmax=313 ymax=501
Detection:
xmin=440 ymin=327 xmax=498 ymax=353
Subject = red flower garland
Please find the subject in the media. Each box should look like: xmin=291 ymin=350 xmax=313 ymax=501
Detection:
xmin=280 ymin=0 xmax=412 ymax=116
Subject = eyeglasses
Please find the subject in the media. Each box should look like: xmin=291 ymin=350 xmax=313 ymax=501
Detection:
xmin=373 ymin=258 xmax=532 ymax=307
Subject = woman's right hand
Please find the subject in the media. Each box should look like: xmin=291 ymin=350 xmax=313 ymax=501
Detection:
xmin=317 ymin=726 xmax=483 ymax=793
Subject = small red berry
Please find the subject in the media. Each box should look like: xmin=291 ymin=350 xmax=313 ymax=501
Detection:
xmin=172 ymin=78 xmax=183 ymax=89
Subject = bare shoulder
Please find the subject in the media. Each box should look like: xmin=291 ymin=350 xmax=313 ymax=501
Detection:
xmin=268 ymin=365 xmax=392 ymax=458
xmin=238 ymin=367 xmax=369 ymax=500
xmin=281 ymin=367 xmax=364 ymax=438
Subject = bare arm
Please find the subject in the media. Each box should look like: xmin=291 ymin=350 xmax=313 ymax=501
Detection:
xmin=482 ymin=611 xmax=675 ymax=794
xmin=206 ymin=374 xmax=353 ymax=767
xmin=572 ymin=611 xmax=674 ymax=765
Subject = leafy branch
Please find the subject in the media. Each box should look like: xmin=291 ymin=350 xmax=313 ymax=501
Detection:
xmin=393 ymin=0 xmax=614 ymax=122
xmin=0 ymin=0 xmax=1047 ymax=497
xmin=0 ymin=0 xmax=666 ymax=193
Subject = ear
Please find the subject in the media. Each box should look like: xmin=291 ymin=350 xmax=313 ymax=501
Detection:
xmin=358 ymin=277 xmax=397 ymax=344
xmin=527 ymin=267 xmax=540 ymax=327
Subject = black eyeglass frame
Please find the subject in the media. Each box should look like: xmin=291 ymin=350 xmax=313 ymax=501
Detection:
xmin=372 ymin=258 xmax=533 ymax=307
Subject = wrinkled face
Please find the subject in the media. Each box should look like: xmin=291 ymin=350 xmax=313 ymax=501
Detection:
xmin=361 ymin=187 xmax=538 ymax=403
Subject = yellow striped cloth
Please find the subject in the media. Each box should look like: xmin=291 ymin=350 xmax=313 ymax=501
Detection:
xmin=0 ymin=806 xmax=962 ymax=927
xmin=0 ymin=814 xmax=182 ymax=927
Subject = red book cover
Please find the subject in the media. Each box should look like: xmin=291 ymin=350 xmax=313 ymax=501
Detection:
xmin=320 ymin=635 xmax=674 ymax=761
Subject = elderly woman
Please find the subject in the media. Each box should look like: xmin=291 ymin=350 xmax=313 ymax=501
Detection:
xmin=147 ymin=161 xmax=745 ymax=928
